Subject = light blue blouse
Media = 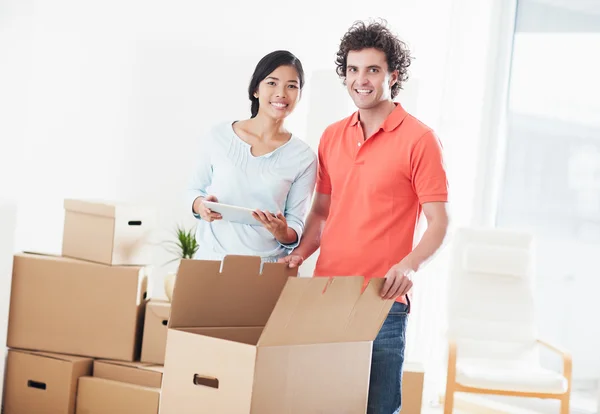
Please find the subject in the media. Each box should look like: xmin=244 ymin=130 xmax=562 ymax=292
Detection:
xmin=187 ymin=121 xmax=317 ymax=262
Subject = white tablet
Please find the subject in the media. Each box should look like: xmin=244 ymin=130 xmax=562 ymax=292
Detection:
xmin=202 ymin=201 xmax=260 ymax=226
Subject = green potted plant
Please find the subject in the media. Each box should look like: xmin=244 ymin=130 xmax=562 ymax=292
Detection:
xmin=163 ymin=224 xmax=199 ymax=302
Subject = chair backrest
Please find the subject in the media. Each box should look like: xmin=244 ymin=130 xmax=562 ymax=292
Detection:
xmin=447 ymin=227 xmax=538 ymax=362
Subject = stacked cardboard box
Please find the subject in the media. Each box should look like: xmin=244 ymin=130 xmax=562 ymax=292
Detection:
xmin=1 ymin=199 xmax=166 ymax=414
xmin=140 ymin=299 xmax=171 ymax=365
xmin=77 ymin=360 xmax=163 ymax=414
xmin=401 ymin=362 xmax=425 ymax=414
xmin=2 ymin=198 xmax=424 ymax=413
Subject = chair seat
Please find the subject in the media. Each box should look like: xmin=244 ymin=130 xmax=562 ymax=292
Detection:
xmin=456 ymin=359 xmax=568 ymax=394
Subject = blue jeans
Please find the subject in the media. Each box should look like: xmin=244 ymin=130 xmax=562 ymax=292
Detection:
xmin=367 ymin=300 xmax=410 ymax=414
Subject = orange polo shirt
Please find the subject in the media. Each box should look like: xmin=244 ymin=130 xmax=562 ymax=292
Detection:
xmin=314 ymin=103 xmax=448 ymax=303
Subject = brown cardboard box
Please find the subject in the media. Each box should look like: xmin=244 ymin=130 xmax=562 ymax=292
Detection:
xmin=76 ymin=377 xmax=160 ymax=414
xmin=400 ymin=362 xmax=425 ymax=414
xmin=93 ymin=360 xmax=163 ymax=388
xmin=140 ymin=300 xmax=171 ymax=365
xmin=159 ymin=256 xmax=394 ymax=414
xmin=7 ymin=253 xmax=147 ymax=361
xmin=2 ymin=349 xmax=93 ymax=414
xmin=62 ymin=199 xmax=156 ymax=265
xmin=76 ymin=359 xmax=163 ymax=414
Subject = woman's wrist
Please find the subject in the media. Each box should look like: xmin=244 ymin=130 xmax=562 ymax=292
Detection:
xmin=192 ymin=196 xmax=205 ymax=215
xmin=275 ymin=227 xmax=297 ymax=245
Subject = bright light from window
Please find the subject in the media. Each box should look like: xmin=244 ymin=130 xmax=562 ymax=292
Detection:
xmin=509 ymin=34 xmax=600 ymax=127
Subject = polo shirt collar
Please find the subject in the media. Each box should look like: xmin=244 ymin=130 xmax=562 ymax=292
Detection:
xmin=350 ymin=102 xmax=408 ymax=132
xmin=349 ymin=110 xmax=360 ymax=126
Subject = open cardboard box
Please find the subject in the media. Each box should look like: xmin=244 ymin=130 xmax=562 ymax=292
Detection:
xmin=160 ymin=256 xmax=394 ymax=414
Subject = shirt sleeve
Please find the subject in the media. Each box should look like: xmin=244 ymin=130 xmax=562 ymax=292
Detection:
xmin=411 ymin=131 xmax=449 ymax=204
xmin=278 ymin=151 xmax=318 ymax=249
xmin=187 ymin=134 xmax=213 ymax=219
xmin=315 ymin=134 xmax=332 ymax=195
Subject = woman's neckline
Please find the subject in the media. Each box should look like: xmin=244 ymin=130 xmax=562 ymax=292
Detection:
xmin=230 ymin=121 xmax=294 ymax=158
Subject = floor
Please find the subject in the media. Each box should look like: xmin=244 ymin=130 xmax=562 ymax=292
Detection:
xmin=421 ymin=390 xmax=599 ymax=414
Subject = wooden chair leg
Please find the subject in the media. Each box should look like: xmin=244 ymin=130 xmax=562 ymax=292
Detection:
xmin=444 ymin=341 xmax=457 ymax=414
xmin=559 ymin=395 xmax=570 ymax=414
xmin=443 ymin=384 xmax=454 ymax=414
xmin=444 ymin=341 xmax=456 ymax=414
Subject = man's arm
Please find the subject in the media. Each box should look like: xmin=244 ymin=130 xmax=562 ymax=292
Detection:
xmin=279 ymin=192 xmax=331 ymax=268
xmin=380 ymin=201 xmax=449 ymax=299
xmin=403 ymin=201 xmax=449 ymax=272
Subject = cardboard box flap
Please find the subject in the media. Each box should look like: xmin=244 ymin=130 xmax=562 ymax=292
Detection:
xmin=169 ymin=256 xmax=297 ymax=329
xmin=18 ymin=251 xmax=86 ymax=265
xmin=15 ymin=349 xmax=91 ymax=363
xmin=64 ymin=199 xmax=117 ymax=218
xmin=94 ymin=360 xmax=163 ymax=388
xmin=258 ymin=276 xmax=394 ymax=346
xmin=16 ymin=252 xmax=146 ymax=271
xmin=95 ymin=359 xmax=164 ymax=373
xmin=64 ymin=199 xmax=156 ymax=220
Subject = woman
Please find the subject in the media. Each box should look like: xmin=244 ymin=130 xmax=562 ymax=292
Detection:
xmin=187 ymin=50 xmax=317 ymax=263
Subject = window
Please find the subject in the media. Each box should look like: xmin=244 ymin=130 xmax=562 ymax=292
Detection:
xmin=496 ymin=0 xmax=600 ymax=383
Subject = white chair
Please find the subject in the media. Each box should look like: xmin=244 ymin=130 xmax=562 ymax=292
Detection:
xmin=444 ymin=227 xmax=571 ymax=414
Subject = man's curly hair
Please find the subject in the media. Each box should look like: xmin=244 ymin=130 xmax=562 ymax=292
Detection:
xmin=335 ymin=20 xmax=412 ymax=99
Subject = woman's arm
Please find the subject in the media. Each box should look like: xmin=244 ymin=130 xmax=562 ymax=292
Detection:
xmin=187 ymin=134 xmax=214 ymax=218
xmin=277 ymin=154 xmax=318 ymax=248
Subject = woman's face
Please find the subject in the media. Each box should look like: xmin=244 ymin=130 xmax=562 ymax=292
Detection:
xmin=255 ymin=65 xmax=301 ymax=121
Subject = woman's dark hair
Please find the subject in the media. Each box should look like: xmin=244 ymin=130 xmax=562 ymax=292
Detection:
xmin=248 ymin=50 xmax=305 ymax=118
xmin=335 ymin=19 xmax=412 ymax=99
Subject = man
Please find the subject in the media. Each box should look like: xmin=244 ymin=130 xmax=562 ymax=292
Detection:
xmin=280 ymin=20 xmax=450 ymax=414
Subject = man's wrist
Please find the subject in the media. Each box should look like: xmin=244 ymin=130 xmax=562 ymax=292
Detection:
xmin=399 ymin=255 xmax=419 ymax=274
xmin=290 ymin=248 xmax=307 ymax=262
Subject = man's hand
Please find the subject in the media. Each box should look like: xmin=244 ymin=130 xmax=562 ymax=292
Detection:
xmin=381 ymin=259 xmax=415 ymax=300
xmin=278 ymin=254 xmax=304 ymax=268
xmin=252 ymin=210 xmax=289 ymax=239
xmin=193 ymin=195 xmax=222 ymax=222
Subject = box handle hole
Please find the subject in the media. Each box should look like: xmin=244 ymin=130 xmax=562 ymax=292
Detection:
xmin=162 ymin=320 xmax=168 ymax=326
xmin=128 ymin=220 xmax=142 ymax=226
xmin=193 ymin=374 xmax=219 ymax=389
xmin=27 ymin=380 xmax=46 ymax=390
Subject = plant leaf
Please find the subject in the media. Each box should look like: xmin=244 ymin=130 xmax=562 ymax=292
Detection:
xmin=159 ymin=224 xmax=199 ymax=264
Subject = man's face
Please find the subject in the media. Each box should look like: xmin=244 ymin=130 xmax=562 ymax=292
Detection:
xmin=345 ymin=48 xmax=398 ymax=110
